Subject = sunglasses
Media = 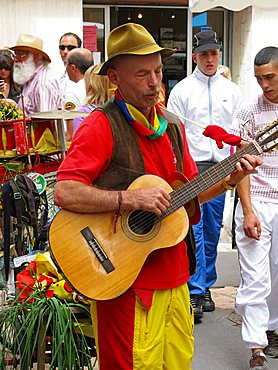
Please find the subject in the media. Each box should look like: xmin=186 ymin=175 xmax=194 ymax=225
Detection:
xmin=0 ymin=65 xmax=12 ymax=70
xmin=59 ymin=45 xmax=77 ymax=51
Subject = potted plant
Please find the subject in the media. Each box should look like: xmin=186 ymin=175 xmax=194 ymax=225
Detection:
xmin=0 ymin=255 xmax=96 ymax=369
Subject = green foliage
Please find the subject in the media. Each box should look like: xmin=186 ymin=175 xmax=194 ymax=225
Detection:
xmin=0 ymin=290 xmax=94 ymax=369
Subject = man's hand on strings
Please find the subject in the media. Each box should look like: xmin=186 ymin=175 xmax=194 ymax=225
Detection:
xmin=121 ymin=188 xmax=171 ymax=216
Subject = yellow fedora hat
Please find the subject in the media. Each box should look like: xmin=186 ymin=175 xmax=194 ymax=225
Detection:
xmin=98 ymin=23 xmax=176 ymax=75
xmin=10 ymin=34 xmax=51 ymax=63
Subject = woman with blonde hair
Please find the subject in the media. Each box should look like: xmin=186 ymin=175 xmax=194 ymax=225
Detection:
xmin=73 ymin=63 xmax=115 ymax=133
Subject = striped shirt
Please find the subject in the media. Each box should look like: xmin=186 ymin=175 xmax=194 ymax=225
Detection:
xmin=18 ymin=64 xmax=61 ymax=116
xmin=230 ymin=94 xmax=278 ymax=203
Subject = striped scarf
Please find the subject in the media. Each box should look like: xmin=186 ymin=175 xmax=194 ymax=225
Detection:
xmin=114 ymin=89 xmax=168 ymax=140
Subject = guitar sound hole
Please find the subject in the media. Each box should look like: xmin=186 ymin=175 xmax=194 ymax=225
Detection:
xmin=128 ymin=210 xmax=156 ymax=235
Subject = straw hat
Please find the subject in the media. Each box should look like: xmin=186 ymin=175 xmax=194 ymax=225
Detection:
xmin=97 ymin=23 xmax=176 ymax=75
xmin=10 ymin=34 xmax=51 ymax=63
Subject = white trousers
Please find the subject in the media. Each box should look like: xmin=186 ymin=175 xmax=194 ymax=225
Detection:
xmin=235 ymin=199 xmax=278 ymax=349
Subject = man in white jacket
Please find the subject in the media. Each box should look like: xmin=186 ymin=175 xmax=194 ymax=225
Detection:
xmin=167 ymin=30 xmax=244 ymax=322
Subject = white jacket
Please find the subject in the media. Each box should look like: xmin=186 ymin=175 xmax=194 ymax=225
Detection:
xmin=167 ymin=66 xmax=244 ymax=163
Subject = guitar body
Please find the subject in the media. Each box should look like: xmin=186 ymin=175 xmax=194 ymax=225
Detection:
xmin=49 ymin=174 xmax=189 ymax=300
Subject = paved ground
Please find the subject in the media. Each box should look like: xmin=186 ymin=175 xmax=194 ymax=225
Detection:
xmin=192 ymin=245 xmax=277 ymax=370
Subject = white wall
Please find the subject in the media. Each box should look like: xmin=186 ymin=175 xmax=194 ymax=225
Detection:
xmin=233 ymin=5 xmax=278 ymax=103
xmin=232 ymin=7 xmax=254 ymax=102
xmin=0 ymin=0 xmax=83 ymax=77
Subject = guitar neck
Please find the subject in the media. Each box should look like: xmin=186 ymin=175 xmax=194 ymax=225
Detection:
xmin=162 ymin=141 xmax=261 ymax=218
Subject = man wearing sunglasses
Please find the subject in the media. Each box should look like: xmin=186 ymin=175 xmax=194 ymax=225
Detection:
xmin=58 ymin=32 xmax=82 ymax=140
xmin=59 ymin=32 xmax=82 ymax=65
xmin=58 ymin=32 xmax=82 ymax=101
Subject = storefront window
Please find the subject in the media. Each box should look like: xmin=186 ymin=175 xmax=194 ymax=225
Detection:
xmin=83 ymin=7 xmax=105 ymax=64
xmin=82 ymin=4 xmax=228 ymax=94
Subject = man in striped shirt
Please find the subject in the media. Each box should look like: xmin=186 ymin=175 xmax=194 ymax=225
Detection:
xmin=11 ymin=34 xmax=61 ymax=116
xmin=230 ymin=46 xmax=278 ymax=370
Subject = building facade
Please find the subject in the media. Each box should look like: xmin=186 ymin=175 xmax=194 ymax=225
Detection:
xmin=1 ymin=0 xmax=277 ymax=101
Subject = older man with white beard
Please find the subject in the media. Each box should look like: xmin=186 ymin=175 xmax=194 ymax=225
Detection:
xmin=11 ymin=34 xmax=61 ymax=116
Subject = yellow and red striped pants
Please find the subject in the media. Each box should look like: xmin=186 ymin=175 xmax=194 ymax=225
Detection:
xmin=91 ymin=283 xmax=194 ymax=369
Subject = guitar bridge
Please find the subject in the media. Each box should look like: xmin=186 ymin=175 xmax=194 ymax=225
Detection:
xmin=81 ymin=227 xmax=115 ymax=274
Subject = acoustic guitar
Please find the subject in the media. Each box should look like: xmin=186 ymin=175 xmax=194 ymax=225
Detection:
xmin=49 ymin=120 xmax=278 ymax=300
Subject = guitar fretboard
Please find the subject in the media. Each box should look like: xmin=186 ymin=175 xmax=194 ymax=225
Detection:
xmin=162 ymin=141 xmax=260 ymax=219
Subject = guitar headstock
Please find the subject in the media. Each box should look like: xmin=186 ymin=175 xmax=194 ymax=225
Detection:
xmin=255 ymin=119 xmax=278 ymax=153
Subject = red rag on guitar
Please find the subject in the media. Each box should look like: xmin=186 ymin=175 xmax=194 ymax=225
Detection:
xmin=203 ymin=125 xmax=242 ymax=149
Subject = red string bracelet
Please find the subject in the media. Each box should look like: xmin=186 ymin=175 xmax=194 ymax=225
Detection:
xmin=114 ymin=191 xmax=123 ymax=234
xmin=117 ymin=190 xmax=123 ymax=212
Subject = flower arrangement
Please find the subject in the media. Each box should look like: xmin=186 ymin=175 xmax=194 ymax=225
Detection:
xmin=0 ymin=98 xmax=23 ymax=121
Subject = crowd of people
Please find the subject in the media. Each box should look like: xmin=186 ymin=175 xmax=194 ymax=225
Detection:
xmin=0 ymin=23 xmax=277 ymax=370
xmin=0 ymin=32 xmax=95 ymax=125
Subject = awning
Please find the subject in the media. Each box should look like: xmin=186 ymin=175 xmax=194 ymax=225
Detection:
xmin=189 ymin=0 xmax=278 ymax=12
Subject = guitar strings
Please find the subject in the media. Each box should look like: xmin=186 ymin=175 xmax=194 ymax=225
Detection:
xmin=121 ymin=143 xmax=259 ymax=234
xmin=122 ymin=143 xmax=257 ymax=233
